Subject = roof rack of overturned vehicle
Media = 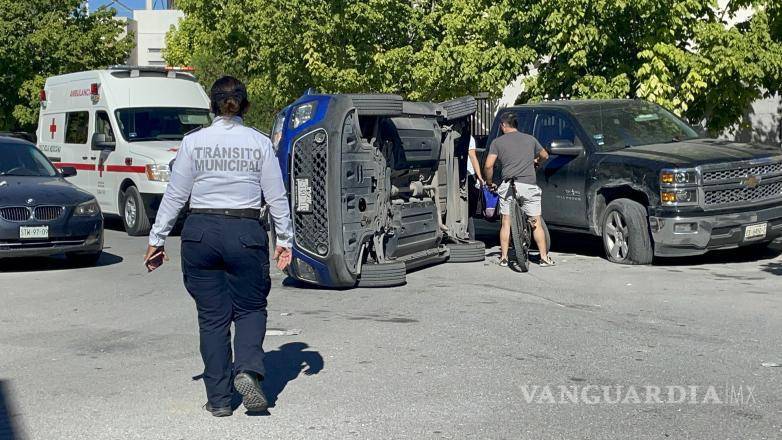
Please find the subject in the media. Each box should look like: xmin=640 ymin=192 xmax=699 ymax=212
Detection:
xmin=107 ymin=65 xmax=196 ymax=78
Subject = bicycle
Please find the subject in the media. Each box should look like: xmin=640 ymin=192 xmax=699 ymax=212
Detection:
xmin=506 ymin=179 xmax=533 ymax=272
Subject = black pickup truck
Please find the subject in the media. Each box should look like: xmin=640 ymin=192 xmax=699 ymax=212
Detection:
xmin=483 ymin=99 xmax=782 ymax=263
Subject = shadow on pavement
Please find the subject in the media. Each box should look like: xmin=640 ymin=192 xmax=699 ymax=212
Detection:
xmin=0 ymin=251 xmax=123 ymax=273
xmin=260 ymin=342 xmax=324 ymax=410
xmin=0 ymin=380 xmax=25 ymax=440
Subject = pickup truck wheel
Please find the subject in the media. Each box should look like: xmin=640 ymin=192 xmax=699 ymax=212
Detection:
xmin=357 ymin=261 xmax=406 ymax=288
xmin=447 ymin=240 xmax=486 ymax=263
xmin=601 ymin=199 xmax=653 ymax=265
xmin=348 ymin=94 xmax=403 ymax=116
xmin=122 ymin=186 xmax=151 ymax=236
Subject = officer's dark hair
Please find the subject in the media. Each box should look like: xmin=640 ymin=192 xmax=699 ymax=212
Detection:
xmin=210 ymin=76 xmax=250 ymax=117
xmin=499 ymin=112 xmax=518 ymax=129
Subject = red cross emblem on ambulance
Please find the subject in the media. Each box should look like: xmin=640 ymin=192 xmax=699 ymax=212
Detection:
xmin=49 ymin=118 xmax=57 ymax=139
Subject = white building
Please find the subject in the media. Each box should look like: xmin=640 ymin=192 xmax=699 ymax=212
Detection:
xmin=122 ymin=1 xmax=184 ymax=67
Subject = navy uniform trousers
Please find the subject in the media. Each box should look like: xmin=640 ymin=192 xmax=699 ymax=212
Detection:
xmin=180 ymin=213 xmax=271 ymax=407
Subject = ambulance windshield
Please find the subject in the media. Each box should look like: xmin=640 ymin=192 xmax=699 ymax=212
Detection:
xmin=115 ymin=107 xmax=212 ymax=142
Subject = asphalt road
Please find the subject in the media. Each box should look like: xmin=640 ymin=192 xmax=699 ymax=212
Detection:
xmin=1 ymin=222 xmax=782 ymax=440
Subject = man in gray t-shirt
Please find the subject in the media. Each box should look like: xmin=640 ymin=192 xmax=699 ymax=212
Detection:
xmin=484 ymin=112 xmax=555 ymax=268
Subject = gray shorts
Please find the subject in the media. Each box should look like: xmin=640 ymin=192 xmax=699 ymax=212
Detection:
xmin=498 ymin=181 xmax=542 ymax=216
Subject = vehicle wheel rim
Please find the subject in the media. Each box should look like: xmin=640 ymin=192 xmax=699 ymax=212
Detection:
xmin=605 ymin=211 xmax=629 ymax=260
xmin=125 ymin=197 xmax=137 ymax=228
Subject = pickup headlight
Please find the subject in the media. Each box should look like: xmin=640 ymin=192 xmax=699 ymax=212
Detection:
xmin=660 ymin=168 xmax=699 ymax=206
xmin=660 ymin=169 xmax=697 ymax=186
xmin=145 ymin=163 xmax=171 ymax=182
xmin=661 ymin=189 xmax=698 ymax=206
xmin=290 ymin=102 xmax=316 ymax=129
xmin=74 ymin=199 xmax=100 ymax=216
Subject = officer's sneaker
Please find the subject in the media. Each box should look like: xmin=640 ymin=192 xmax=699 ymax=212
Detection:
xmin=204 ymin=402 xmax=233 ymax=417
xmin=234 ymin=371 xmax=268 ymax=412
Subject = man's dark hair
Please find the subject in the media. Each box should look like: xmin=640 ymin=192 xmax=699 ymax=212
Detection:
xmin=209 ymin=76 xmax=250 ymax=117
xmin=499 ymin=112 xmax=518 ymax=129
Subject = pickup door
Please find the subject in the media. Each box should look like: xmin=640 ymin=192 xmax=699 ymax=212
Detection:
xmin=531 ymin=109 xmax=590 ymax=228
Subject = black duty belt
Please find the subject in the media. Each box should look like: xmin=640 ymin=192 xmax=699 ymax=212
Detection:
xmin=189 ymin=208 xmax=262 ymax=219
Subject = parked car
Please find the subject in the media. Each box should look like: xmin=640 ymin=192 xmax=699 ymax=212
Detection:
xmin=36 ymin=66 xmax=211 ymax=236
xmin=0 ymin=136 xmax=103 ymax=265
xmin=482 ymin=99 xmax=782 ymax=264
xmin=272 ymin=92 xmax=484 ymax=288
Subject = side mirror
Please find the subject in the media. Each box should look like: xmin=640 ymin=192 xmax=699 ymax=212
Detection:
xmin=91 ymin=133 xmax=116 ymax=151
xmin=60 ymin=166 xmax=77 ymax=178
xmin=549 ymin=139 xmax=583 ymax=156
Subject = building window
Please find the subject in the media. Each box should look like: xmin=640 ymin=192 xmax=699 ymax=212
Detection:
xmin=148 ymin=48 xmax=163 ymax=53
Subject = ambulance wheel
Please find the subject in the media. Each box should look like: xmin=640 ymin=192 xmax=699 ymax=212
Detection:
xmin=357 ymin=261 xmax=406 ymax=288
xmin=447 ymin=240 xmax=486 ymax=263
xmin=440 ymin=96 xmax=477 ymax=121
xmin=122 ymin=186 xmax=151 ymax=236
xmin=348 ymin=94 xmax=403 ymax=116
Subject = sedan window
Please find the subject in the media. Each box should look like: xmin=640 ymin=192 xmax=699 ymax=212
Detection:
xmin=0 ymin=143 xmax=58 ymax=177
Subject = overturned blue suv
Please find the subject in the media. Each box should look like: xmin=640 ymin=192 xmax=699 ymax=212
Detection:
xmin=272 ymin=93 xmax=484 ymax=288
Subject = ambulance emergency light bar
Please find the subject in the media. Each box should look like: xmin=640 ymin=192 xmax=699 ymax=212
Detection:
xmin=108 ymin=65 xmax=196 ymax=78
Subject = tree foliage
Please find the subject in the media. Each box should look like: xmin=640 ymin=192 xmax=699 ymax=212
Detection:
xmin=516 ymin=0 xmax=782 ymax=133
xmin=167 ymin=0 xmax=782 ymax=133
xmin=0 ymin=1 xmax=133 ymax=130
xmin=166 ymin=0 xmax=535 ymax=129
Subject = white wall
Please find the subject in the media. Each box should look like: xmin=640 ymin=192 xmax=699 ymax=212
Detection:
xmin=126 ymin=9 xmax=184 ymax=67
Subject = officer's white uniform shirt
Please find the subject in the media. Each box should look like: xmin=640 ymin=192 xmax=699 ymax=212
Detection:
xmin=149 ymin=116 xmax=293 ymax=248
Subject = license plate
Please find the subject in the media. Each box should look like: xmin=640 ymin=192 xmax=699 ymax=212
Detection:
xmin=295 ymin=178 xmax=313 ymax=213
xmin=19 ymin=226 xmax=49 ymax=239
xmin=744 ymin=222 xmax=767 ymax=240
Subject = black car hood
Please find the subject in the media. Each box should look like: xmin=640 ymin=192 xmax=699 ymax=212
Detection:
xmin=605 ymin=139 xmax=782 ymax=167
xmin=0 ymin=176 xmax=93 ymax=206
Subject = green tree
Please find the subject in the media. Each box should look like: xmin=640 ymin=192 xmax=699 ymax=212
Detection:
xmin=165 ymin=0 xmax=534 ymax=129
xmin=515 ymin=0 xmax=782 ymax=133
xmin=0 ymin=1 xmax=133 ymax=131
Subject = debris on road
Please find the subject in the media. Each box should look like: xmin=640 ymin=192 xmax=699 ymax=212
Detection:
xmin=266 ymin=328 xmax=301 ymax=336
xmin=280 ymin=312 xmax=292 ymax=316
xmin=761 ymin=362 xmax=781 ymax=367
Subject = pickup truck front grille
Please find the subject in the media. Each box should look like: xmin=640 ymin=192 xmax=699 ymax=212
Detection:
xmin=291 ymin=129 xmax=329 ymax=256
xmin=702 ymin=158 xmax=782 ymax=184
xmin=704 ymin=181 xmax=782 ymax=206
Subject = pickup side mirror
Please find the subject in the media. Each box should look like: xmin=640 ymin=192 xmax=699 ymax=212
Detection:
xmin=549 ymin=139 xmax=584 ymax=156
xmin=91 ymin=133 xmax=116 ymax=151
xmin=60 ymin=166 xmax=77 ymax=178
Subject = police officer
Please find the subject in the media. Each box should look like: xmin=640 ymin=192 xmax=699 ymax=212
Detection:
xmin=144 ymin=76 xmax=293 ymax=417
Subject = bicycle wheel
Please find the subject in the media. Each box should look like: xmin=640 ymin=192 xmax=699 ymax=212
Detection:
xmin=509 ymin=198 xmax=530 ymax=272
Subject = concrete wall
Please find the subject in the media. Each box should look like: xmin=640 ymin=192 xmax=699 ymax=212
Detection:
xmin=718 ymin=93 xmax=782 ymax=147
xmin=126 ymin=9 xmax=184 ymax=67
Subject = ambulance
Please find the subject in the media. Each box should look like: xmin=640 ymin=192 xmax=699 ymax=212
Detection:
xmin=36 ymin=66 xmax=211 ymax=235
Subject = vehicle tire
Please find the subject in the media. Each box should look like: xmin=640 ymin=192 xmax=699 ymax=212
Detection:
xmin=440 ymin=96 xmax=477 ymax=121
xmin=447 ymin=240 xmax=485 ymax=263
xmin=66 ymin=251 xmax=102 ymax=267
xmin=348 ymin=94 xmax=403 ymax=116
xmin=357 ymin=261 xmax=406 ymax=287
xmin=122 ymin=186 xmax=151 ymax=236
xmin=509 ymin=200 xmax=530 ymax=272
xmin=601 ymin=199 xmax=653 ymax=265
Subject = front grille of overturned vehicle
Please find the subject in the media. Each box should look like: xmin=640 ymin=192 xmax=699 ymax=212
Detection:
xmin=0 ymin=207 xmax=31 ymax=222
xmin=702 ymin=159 xmax=782 ymax=184
xmin=34 ymin=206 xmax=64 ymax=221
xmin=292 ymin=129 xmax=329 ymax=256
xmin=704 ymin=181 xmax=782 ymax=206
